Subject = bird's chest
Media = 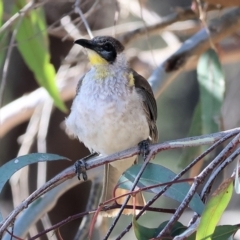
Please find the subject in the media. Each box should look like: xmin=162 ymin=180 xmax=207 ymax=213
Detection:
xmin=68 ymin=73 xmax=149 ymax=154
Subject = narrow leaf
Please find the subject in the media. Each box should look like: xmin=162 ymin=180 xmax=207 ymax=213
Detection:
xmin=197 ymin=49 xmax=225 ymax=135
xmin=0 ymin=153 xmax=69 ymax=195
xmin=188 ymin=225 xmax=240 ymax=240
xmin=14 ymin=0 xmax=66 ymax=111
xmin=118 ymin=163 xmax=204 ymax=215
xmin=133 ymin=216 xmax=160 ymax=240
xmin=179 ymin=103 xmax=202 ymax=167
xmin=196 ymin=178 xmax=233 ymax=240
xmin=133 ymin=219 xmax=187 ymax=240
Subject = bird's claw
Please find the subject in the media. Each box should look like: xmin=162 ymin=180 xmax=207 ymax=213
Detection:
xmin=75 ymin=160 xmax=88 ymax=181
xmin=138 ymin=139 xmax=150 ymax=160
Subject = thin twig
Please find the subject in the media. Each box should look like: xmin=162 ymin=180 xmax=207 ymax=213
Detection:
xmin=118 ymin=7 xmax=196 ymax=45
xmin=37 ymin=98 xmax=53 ymax=187
xmin=103 ymin=153 xmax=153 ymax=240
xmin=0 ymin=1 xmax=45 ymax=36
xmin=74 ymin=179 xmax=102 ymax=240
xmin=74 ymin=0 xmax=93 ymax=39
xmin=196 ymin=0 xmax=216 ymax=51
xmin=10 ymin=105 xmax=42 ymax=209
xmin=201 ymin=147 xmax=240 ymax=202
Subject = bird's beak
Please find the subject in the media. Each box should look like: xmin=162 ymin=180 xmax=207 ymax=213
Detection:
xmin=74 ymin=39 xmax=107 ymax=65
xmin=74 ymin=39 xmax=96 ymax=51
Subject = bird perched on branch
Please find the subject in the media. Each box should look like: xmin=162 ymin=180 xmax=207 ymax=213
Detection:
xmin=65 ymin=36 xmax=158 ymax=217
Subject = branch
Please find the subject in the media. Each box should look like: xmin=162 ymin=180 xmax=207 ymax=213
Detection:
xmin=118 ymin=7 xmax=197 ymax=45
xmin=0 ymin=0 xmax=46 ymax=35
xmin=0 ymin=67 xmax=79 ymax=138
xmin=149 ymin=7 xmax=240 ymax=99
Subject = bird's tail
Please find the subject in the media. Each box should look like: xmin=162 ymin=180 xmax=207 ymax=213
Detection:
xmin=100 ymin=156 xmax=145 ymax=217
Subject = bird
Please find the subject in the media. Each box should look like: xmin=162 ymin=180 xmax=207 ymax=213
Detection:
xmin=65 ymin=36 xmax=158 ymax=217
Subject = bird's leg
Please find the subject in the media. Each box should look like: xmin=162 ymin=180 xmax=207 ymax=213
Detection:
xmin=75 ymin=152 xmax=98 ymax=181
xmin=138 ymin=139 xmax=150 ymax=160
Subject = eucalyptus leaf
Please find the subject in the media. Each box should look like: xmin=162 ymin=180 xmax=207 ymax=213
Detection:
xmin=118 ymin=163 xmax=204 ymax=215
xmin=133 ymin=219 xmax=186 ymax=240
xmin=179 ymin=103 xmax=202 ymax=167
xmin=197 ymin=49 xmax=225 ymax=135
xmin=188 ymin=225 xmax=240 ymax=240
xmin=196 ymin=178 xmax=233 ymax=240
xmin=14 ymin=0 xmax=66 ymax=111
xmin=133 ymin=216 xmax=160 ymax=240
xmin=0 ymin=153 xmax=69 ymax=195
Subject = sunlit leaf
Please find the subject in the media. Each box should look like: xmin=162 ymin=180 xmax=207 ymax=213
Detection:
xmin=118 ymin=163 xmax=204 ymax=215
xmin=196 ymin=178 xmax=233 ymax=240
xmin=14 ymin=0 xmax=66 ymax=111
xmin=197 ymin=49 xmax=225 ymax=135
xmin=188 ymin=225 xmax=240 ymax=240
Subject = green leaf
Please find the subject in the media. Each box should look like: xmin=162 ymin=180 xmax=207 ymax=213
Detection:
xmin=188 ymin=225 xmax=240 ymax=240
xmin=0 ymin=1 xmax=7 ymax=69
xmin=133 ymin=216 xmax=160 ymax=240
xmin=133 ymin=219 xmax=187 ymax=240
xmin=168 ymin=221 xmax=187 ymax=236
xmin=118 ymin=163 xmax=204 ymax=215
xmin=133 ymin=219 xmax=239 ymax=240
xmin=196 ymin=178 xmax=233 ymax=240
xmin=197 ymin=49 xmax=225 ymax=135
xmin=14 ymin=0 xmax=66 ymax=111
xmin=0 ymin=153 xmax=69 ymax=195
xmin=179 ymin=103 xmax=202 ymax=167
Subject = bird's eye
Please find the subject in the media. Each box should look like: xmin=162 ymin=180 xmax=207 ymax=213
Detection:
xmin=103 ymin=43 xmax=113 ymax=51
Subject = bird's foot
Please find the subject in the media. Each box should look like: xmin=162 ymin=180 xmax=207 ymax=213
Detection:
xmin=75 ymin=160 xmax=88 ymax=181
xmin=75 ymin=152 xmax=98 ymax=181
xmin=138 ymin=139 xmax=150 ymax=160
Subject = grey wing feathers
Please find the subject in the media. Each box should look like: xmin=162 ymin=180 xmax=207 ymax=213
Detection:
xmin=132 ymin=70 xmax=158 ymax=143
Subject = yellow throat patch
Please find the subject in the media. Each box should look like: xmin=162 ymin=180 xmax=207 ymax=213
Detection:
xmin=87 ymin=50 xmax=108 ymax=65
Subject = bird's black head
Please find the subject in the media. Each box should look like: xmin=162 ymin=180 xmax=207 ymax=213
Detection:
xmin=74 ymin=36 xmax=124 ymax=64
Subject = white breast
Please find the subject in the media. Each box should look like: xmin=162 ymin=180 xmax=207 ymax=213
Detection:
xmin=65 ymin=66 xmax=149 ymax=155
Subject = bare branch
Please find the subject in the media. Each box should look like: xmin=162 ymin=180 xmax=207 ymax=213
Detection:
xmin=74 ymin=0 xmax=93 ymax=38
xmin=149 ymin=7 xmax=240 ymax=99
xmin=0 ymin=67 xmax=79 ymax=138
xmin=0 ymin=1 xmax=46 ymax=35
xmin=118 ymin=7 xmax=197 ymax=45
